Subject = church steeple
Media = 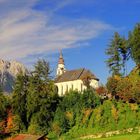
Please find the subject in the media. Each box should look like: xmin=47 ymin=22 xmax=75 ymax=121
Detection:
xmin=58 ymin=50 xmax=64 ymax=65
xmin=56 ymin=50 xmax=66 ymax=76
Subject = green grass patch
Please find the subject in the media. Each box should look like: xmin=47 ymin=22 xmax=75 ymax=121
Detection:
xmin=86 ymin=134 xmax=140 ymax=140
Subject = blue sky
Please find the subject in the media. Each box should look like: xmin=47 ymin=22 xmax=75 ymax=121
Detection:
xmin=0 ymin=0 xmax=140 ymax=84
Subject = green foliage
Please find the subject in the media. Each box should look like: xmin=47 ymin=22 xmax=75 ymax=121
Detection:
xmin=10 ymin=115 xmax=26 ymax=134
xmin=11 ymin=59 xmax=59 ymax=135
xmin=81 ymin=89 xmax=101 ymax=108
xmin=33 ymin=59 xmax=51 ymax=82
xmin=110 ymin=67 xmax=140 ymax=103
xmin=106 ymin=76 xmax=121 ymax=96
xmin=0 ymin=93 xmax=7 ymax=121
xmin=52 ymin=90 xmax=101 ymax=135
xmin=12 ymin=72 xmax=29 ymax=129
xmin=106 ymin=32 xmax=121 ymax=75
xmin=26 ymin=59 xmax=59 ymax=134
xmin=106 ymin=32 xmax=130 ymax=76
xmin=106 ymin=66 xmax=140 ymax=103
xmin=58 ymin=100 xmax=140 ymax=139
xmin=51 ymin=87 xmax=140 ymax=138
xmin=129 ymin=23 xmax=140 ymax=66
xmin=116 ymin=77 xmax=133 ymax=101
xmin=90 ymin=134 xmax=140 ymax=140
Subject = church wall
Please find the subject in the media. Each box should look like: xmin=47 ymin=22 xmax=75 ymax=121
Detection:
xmin=55 ymin=79 xmax=99 ymax=96
xmin=90 ymin=79 xmax=99 ymax=88
xmin=55 ymin=80 xmax=87 ymax=96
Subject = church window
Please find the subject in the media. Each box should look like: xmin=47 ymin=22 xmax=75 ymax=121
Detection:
xmin=66 ymin=84 xmax=68 ymax=92
xmin=61 ymin=85 xmax=63 ymax=95
xmin=71 ymin=84 xmax=73 ymax=90
xmin=81 ymin=83 xmax=83 ymax=91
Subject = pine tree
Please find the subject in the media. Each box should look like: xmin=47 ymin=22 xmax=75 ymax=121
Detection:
xmin=118 ymin=37 xmax=130 ymax=75
xmin=106 ymin=32 xmax=122 ymax=76
xmin=27 ymin=59 xmax=59 ymax=134
xmin=129 ymin=23 xmax=140 ymax=67
xmin=0 ymin=90 xmax=7 ymax=121
xmin=106 ymin=32 xmax=130 ymax=76
xmin=33 ymin=59 xmax=51 ymax=82
xmin=12 ymin=72 xmax=29 ymax=129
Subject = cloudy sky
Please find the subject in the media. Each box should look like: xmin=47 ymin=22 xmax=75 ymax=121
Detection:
xmin=0 ymin=0 xmax=140 ymax=83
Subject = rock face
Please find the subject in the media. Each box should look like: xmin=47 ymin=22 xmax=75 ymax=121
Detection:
xmin=0 ymin=59 xmax=27 ymax=93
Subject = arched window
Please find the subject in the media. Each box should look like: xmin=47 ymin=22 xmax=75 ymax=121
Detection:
xmin=66 ymin=84 xmax=68 ymax=92
xmin=61 ymin=85 xmax=63 ymax=95
xmin=81 ymin=83 xmax=83 ymax=91
xmin=71 ymin=84 xmax=73 ymax=90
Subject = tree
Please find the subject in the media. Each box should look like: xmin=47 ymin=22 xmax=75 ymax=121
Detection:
xmin=33 ymin=59 xmax=51 ymax=82
xmin=0 ymin=92 xmax=7 ymax=136
xmin=0 ymin=93 xmax=7 ymax=121
xmin=106 ymin=75 xmax=121 ymax=97
xmin=12 ymin=72 xmax=29 ymax=130
xmin=129 ymin=23 xmax=140 ymax=67
xmin=118 ymin=37 xmax=130 ymax=75
xmin=106 ymin=32 xmax=122 ymax=75
xmin=0 ymin=87 xmax=10 ymax=137
xmin=106 ymin=32 xmax=130 ymax=76
xmin=52 ymin=90 xmax=101 ymax=135
xmin=116 ymin=77 xmax=133 ymax=102
xmin=27 ymin=59 xmax=59 ymax=134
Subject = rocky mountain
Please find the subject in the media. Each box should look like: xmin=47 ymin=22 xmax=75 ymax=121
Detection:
xmin=0 ymin=59 xmax=27 ymax=93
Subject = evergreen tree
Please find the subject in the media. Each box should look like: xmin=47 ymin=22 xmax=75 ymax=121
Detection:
xmin=118 ymin=37 xmax=130 ymax=75
xmin=106 ymin=32 xmax=122 ymax=75
xmin=0 ymin=90 xmax=7 ymax=121
xmin=12 ymin=72 xmax=29 ymax=129
xmin=129 ymin=23 xmax=140 ymax=67
xmin=33 ymin=59 xmax=51 ymax=82
xmin=106 ymin=32 xmax=130 ymax=76
xmin=27 ymin=59 xmax=59 ymax=134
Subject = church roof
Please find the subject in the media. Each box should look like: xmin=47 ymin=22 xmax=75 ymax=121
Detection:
xmin=55 ymin=68 xmax=99 ymax=83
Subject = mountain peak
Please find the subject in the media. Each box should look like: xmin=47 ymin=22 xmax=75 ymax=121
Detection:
xmin=0 ymin=59 xmax=27 ymax=93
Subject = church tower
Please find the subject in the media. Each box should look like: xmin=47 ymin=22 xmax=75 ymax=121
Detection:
xmin=56 ymin=50 xmax=66 ymax=76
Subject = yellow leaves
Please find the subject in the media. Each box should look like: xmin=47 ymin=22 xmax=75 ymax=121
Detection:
xmin=114 ymin=75 xmax=121 ymax=81
xmin=82 ymin=109 xmax=93 ymax=124
xmin=65 ymin=111 xmax=73 ymax=121
xmin=93 ymin=107 xmax=102 ymax=123
xmin=83 ymin=109 xmax=93 ymax=117
xmin=52 ymin=122 xmax=61 ymax=136
xmin=111 ymin=105 xmax=118 ymax=122
xmin=129 ymin=103 xmax=138 ymax=111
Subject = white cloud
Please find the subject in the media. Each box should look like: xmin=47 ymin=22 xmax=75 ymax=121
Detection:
xmin=0 ymin=0 xmax=114 ymax=62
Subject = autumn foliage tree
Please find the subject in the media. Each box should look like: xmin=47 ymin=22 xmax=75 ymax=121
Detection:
xmin=106 ymin=75 xmax=121 ymax=97
xmin=96 ymin=86 xmax=107 ymax=96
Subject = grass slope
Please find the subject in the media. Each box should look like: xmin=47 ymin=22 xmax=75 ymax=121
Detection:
xmin=86 ymin=134 xmax=140 ymax=140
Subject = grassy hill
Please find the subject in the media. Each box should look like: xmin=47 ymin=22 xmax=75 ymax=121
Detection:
xmin=88 ymin=134 xmax=140 ymax=140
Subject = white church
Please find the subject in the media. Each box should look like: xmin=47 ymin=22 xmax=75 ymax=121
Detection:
xmin=55 ymin=51 xmax=99 ymax=96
